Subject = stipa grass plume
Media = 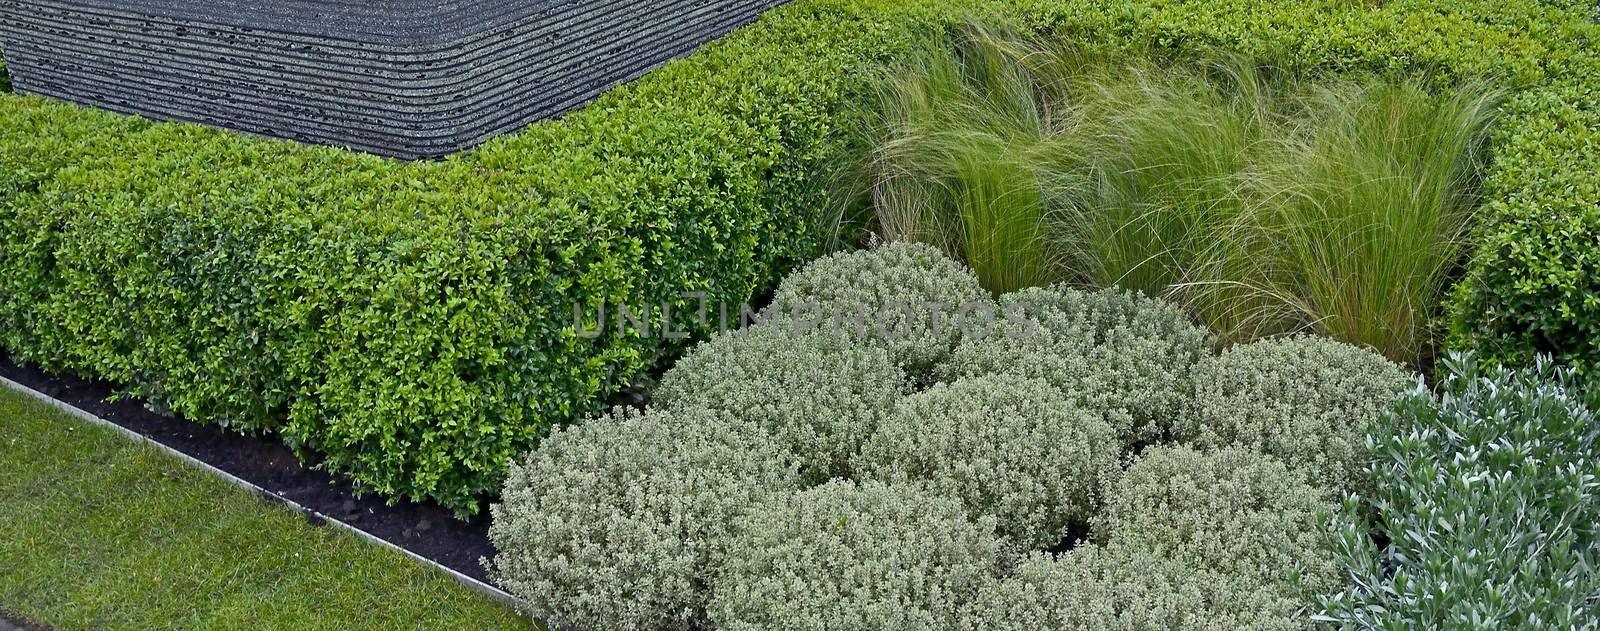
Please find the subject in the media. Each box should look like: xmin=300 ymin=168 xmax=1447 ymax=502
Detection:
xmin=1047 ymin=56 xmax=1276 ymax=299
xmin=862 ymin=23 xmax=1077 ymax=294
xmin=1233 ymin=77 xmax=1502 ymax=365
xmin=854 ymin=24 xmax=1503 ymax=366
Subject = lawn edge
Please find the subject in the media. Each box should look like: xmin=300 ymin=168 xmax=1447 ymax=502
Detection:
xmin=0 ymin=373 xmax=530 ymax=615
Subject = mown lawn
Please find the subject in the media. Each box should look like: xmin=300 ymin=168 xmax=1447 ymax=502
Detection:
xmin=0 ymin=385 xmax=536 ymax=631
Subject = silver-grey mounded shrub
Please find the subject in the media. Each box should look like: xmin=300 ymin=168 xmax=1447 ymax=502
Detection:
xmin=1096 ymin=445 xmax=1339 ymax=595
xmin=962 ymin=545 xmax=1314 ymax=631
xmin=1318 ymin=354 xmax=1600 ymax=629
xmin=653 ymin=323 xmax=909 ymax=483
xmin=709 ymin=479 xmax=1003 ymax=631
xmin=762 ymin=242 xmax=992 ymax=381
xmin=1177 ymin=336 xmax=1411 ymax=496
xmin=487 ymin=407 xmax=799 ymax=631
xmin=943 ymin=285 xmax=1214 ymax=447
xmin=855 ymin=374 xmax=1119 ymax=552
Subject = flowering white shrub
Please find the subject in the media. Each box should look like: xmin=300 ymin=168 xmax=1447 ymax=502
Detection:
xmin=487 ymin=407 xmax=798 ymax=631
xmin=963 ymin=545 xmax=1316 ymax=631
xmin=1097 ymin=445 xmax=1339 ymax=594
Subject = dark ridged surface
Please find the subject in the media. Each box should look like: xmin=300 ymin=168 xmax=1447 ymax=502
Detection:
xmin=0 ymin=0 xmax=788 ymax=158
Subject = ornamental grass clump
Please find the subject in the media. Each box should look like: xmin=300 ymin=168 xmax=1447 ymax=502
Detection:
xmin=708 ymin=480 xmax=1004 ymax=631
xmin=1044 ymin=53 xmax=1271 ymax=303
xmin=856 ymin=25 xmax=1503 ymax=366
xmin=487 ymin=407 xmax=799 ymax=631
xmin=943 ymin=285 xmax=1214 ymax=447
xmin=855 ymin=374 xmax=1119 ymax=552
xmin=653 ymin=323 xmax=910 ymax=483
xmin=761 ymin=241 xmax=992 ymax=381
xmin=1178 ymin=336 xmax=1412 ymax=496
xmin=857 ymin=22 xmax=1069 ymax=295
xmin=1227 ymin=77 xmax=1500 ymax=365
xmin=1318 ymin=354 xmax=1600 ymax=629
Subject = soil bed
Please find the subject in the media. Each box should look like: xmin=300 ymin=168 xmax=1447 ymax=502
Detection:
xmin=0 ymin=613 xmax=47 ymax=631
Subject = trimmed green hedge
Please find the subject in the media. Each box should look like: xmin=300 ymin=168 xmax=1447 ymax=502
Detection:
xmin=1446 ymin=80 xmax=1600 ymax=374
xmin=3 ymin=0 xmax=1596 ymax=512
xmin=0 ymin=2 xmax=968 ymax=514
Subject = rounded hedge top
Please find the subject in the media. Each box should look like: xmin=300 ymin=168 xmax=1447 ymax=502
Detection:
xmin=709 ymin=479 xmax=1003 ymax=631
xmin=1096 ymin=445 xmax=1339 ymax=594
xmin=963 ymin=546 xmax=1314 ymax=631
xmin=856 ymin=373 xmax=1119 ymax=552
xmin=487 ymin=406 xmax=799 ymax=631
xmin=762 ymin=241 xmax=992 ymax=381
xmin=653 ymin=322 xmax=909 ymax=483
xmin=1177 ymin=335 xmax=1411 ymax=495
xmin=944 ymin=285 xmax=1215 ymax=447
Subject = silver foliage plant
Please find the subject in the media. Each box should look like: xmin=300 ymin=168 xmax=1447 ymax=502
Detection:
xmin=962 ymin=546 xmax=1318 ymax=631
xmin=942 ymin=285 xmax=1216 ymax=448
xmin=488 ymin=244 xmax=1411 ymax=630
xmin=1096 ymin=445 xmax=1342 ymax=596
xmin=653 ymin=322 xmax=910 ymax=483
xmin=486 ymin=407 xmax=799 ymax=631
xmin=708 ymin=479 xmax=1004 ymax=631
xmin=855 ymin=373 xmax=1120 ymax=552
xmin=962 ymin=446 xmax=1342 ymax=631
xmin=761 ymin=241 xmax=993 ymax=382
xmin=1177 ymin=335 xmax=1413 ymax=497
xmin=1318 ymin=355 xmax=1600 ymax=629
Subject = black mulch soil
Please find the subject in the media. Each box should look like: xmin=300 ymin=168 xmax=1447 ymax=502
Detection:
xmin=0 ymin=612 xmax=48 ymax=631
xmin=0 ymin=353 xmax=499 ymax=585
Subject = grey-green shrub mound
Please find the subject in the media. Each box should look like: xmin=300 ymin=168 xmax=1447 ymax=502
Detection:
xmin=654 ymin=323 xmax=909 ymax=482
xmin=1177 ymin=336 xmax=1411 ymax=495
xmin=944 ymin=285 xmax=1214 ymax=447
xmin=1319 ymin=354 xmax=1600 ymax=629
xmin=709 ymin=479 xmax=1003 ymax=631
xmin=487 ymin=407 xmax=799 ymax=631
xmin=856 ymin=374 xmax=1119 ymax=552
xmin=962 ymin=546 xmax=1313 ymax=631
xmin=762 ymin=241 xmax=992 ymax=381
xmin=1097 ymin=445 xmax=1340 ymax=595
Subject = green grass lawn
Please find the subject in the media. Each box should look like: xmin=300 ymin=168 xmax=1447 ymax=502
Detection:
xmin=0 ymin=385 xmax=537 ymax=631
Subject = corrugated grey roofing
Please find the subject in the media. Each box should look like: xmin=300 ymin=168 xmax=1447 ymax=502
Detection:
xmin=48 ymin=0 xmax=569 ymax=46
xmin=0 ymin=0 xmax=788 ymax=158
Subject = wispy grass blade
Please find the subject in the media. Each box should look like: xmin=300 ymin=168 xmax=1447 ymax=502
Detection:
xmin=1231 ymin=76 xmax=1503 ymax=364
xmin=848 ymin=24 xmax=1502 ymax=365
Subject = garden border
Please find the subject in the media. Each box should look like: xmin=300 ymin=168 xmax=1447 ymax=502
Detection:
xmin=0 ymin=373 xmax=529 ymax=614
xmin=1 ymin=0 xmax=1595 ymax=518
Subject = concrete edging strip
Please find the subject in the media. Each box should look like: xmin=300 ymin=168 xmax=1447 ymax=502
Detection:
xmin=0 ymin=373 xmax=529 ymax=614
